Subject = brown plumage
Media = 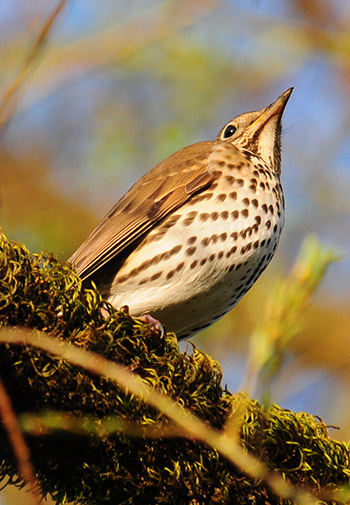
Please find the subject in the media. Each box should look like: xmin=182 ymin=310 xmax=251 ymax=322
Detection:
xmin=70 ymin=142 xmax=215 ymax=280
xmin=69 ymin=88 xmax=293 ymax=339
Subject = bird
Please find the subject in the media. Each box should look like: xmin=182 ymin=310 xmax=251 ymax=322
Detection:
xmin=69 ymin=88 xmax=293 ymax=339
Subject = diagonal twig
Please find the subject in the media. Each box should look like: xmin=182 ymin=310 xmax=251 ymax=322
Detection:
xmin=0 ymin=377 xmax=41 ymax=505
xmin=0 ymin=0 xmax=67 ymax=131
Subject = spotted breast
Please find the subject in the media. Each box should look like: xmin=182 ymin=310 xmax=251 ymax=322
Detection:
xmin=69 ymin=88 xmax=292 ymax=339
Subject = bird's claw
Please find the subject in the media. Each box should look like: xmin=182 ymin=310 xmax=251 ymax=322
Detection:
xmin=138 ymin=314 xmax=165 ymax=338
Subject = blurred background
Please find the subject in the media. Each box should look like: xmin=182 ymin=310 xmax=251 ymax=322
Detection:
xmin=0 ymin=1 xmax=349 ymax=502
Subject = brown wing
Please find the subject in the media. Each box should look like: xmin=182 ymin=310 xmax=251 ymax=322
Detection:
xmin=69 ymin=141 xmax=215 ymax=280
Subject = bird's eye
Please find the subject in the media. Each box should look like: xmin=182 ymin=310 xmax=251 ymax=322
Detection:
xmin=223 ymin=124 xmax=237 ymax=138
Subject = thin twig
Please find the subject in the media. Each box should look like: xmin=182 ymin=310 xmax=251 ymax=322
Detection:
xmin=0 ymin=377 xmax=41 ymax=505
xmin=0 ymin=0 xmax=67 ymax=131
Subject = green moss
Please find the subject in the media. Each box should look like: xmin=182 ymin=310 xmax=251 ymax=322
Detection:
xmin=0 ymin=233 xmax=349 ymax=505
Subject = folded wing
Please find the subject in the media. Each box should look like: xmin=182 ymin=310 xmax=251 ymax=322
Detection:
xmin=69 ymin=141 xmax=215 ymax=280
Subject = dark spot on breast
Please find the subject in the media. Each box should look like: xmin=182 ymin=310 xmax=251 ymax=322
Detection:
xmin=151 ymin=272 xmax=162 ymax=281
xmin=242 ymin=198 xmax=250 ymax=206
xmin=273 ymin=224 xmax=278 ymax=233
xmin=190 ymin=260 xmax=198 ymax=269
xmin=152 ymin=255 xmax=162 ymax=266
xmin=253 ymin=240 xmax=259 ymax=249
xmin=192 ymin=194 xmax=210 ymax=204
xmin=260 ymin=182 xmax=265 ymax=190
xmin=220 ymin=233 xmax=227 ymax=241
xmin=176 ymin=262 xmax=185 ymax=271
xmin=217 ymin=193 xmax=227 ymax=202
xmin=212 ymin=170 xmax=222 ymax=177
xmin=218 ymin=251 xmax=224 ymax=259
xmin=221 ymin=211 xmax=229 ymax=220
xmin=183 ymin=211 xmax=198 ymax=226
xmin=211 ymin=212 xmax=219 ymax=221
xmin=241 ymin=209 xmax=249 ymax=218
xmin=200 ymin=258 xmax=207 ymax=266
xmin=199 ymin=213 xmax=209 ymax=222
xmin=262 ymin=204 xmax=268 ymax=214
xmin=209 ymin=254 xmax=216 ymax=261
xmin=251 ymin=199 xmax=258 ymax=208
xmin=229 ymin=191 xmax=237 ymax=201
xmin=231 ymin=232 xmax=238 ymax=240
xmin=231 ymin=210 xmax=239 ymax=220
xmin=187 ymin=236 xmax=197 ymax=245
xmin=240 ymin=226 xmax=252 ymax=238
xmin=151 ymin=230 xmax=168 ymax=242
xmin=160 ymin=214 xmax=181 ymax=231
xmin=166 ymin=270 xmax=174 ymax=280
xmin=162 ymin=245 xmax=182 ymax=260
xmin=236 ymin=179 xmax=244 ymax=187
xmin=266 ymin=220 xmax=271 ymax=229
xmin=226 ymin=246 xmax=237 ymax=258
xmin=186 ymin=247 xmax=196 ymax=256
xmin=225 ymin=175 xmax=235 ymax=184
xmin=255 ymin=215 xmax=261 ymax=224
xmin=269 ymin=205 xmax=274 ymax=214
xmin=202 ymin=237 xmax=210 ymax=246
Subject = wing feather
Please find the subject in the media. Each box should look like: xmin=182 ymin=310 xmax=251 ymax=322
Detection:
xmin=69 ymin=141 xmax=215 ymax=280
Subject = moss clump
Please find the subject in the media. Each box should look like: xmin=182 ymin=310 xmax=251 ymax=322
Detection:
xmin=0 ymin=233 xmax=349 ymax=505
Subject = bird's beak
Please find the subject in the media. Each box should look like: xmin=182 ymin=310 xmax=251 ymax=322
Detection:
xmin=248 ymin=87 xmax=293 ymax=129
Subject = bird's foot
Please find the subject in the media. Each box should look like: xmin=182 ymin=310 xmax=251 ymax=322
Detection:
xmin=137 ymin=314 xmax=165 ymax=338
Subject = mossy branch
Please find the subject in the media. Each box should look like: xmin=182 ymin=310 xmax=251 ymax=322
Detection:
xmin=0 ymin=233 xmax=349 ymax=505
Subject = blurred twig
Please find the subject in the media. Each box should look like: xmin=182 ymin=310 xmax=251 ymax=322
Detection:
xmin=0 ymin=0 xmax=222 ymax=114
xmin=0 ymin=0 xmax=67 ymax=131
xmin=0 ymin=377 xmax=41 ymax=505
xmin=243 ymin=236 xmax=339 ymax=401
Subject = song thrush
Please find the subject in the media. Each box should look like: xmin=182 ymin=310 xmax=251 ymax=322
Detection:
xmin=69 ymin=88 xmax=293 ymax=339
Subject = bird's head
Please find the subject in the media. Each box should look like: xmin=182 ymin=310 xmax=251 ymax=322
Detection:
xmin=217 ymin=87 xmax=293 ymax=175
